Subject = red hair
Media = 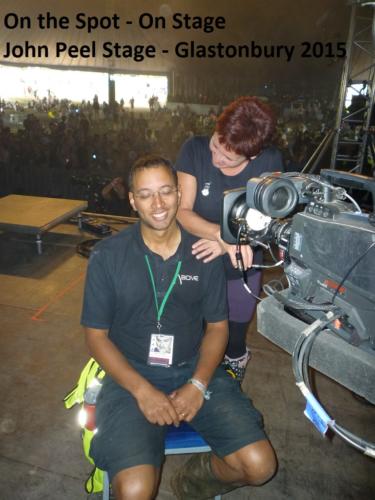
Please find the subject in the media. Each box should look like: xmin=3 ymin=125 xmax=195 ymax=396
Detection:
xmin=216 ymin=96 xmax=276 ymax=159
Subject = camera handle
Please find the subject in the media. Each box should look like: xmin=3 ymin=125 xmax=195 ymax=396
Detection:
xmin=320 ymin=169 xmax=375 ymax=213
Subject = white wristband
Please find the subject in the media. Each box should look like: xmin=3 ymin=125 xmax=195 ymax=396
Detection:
xmin=188 ymin=378 xmax=212 ymax=400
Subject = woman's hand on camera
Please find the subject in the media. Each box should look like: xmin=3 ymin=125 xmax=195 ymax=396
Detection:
xmin=215 ymin=231 xmax=253 ymax=269
xmin=223 ymin=242 xmax=253 ymax=269
xmin=191 ymin=234 xmax=253 ymax=269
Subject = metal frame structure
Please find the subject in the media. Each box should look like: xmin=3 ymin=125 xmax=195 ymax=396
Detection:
xmin=330 ymin=1 xmax=375 ymax=173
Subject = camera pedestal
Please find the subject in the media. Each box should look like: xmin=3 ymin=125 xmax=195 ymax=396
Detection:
xmin=257 ymin=292 xmax=375 ymax=404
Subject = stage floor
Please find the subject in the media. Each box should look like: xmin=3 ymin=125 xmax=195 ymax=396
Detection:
xmin=0 ymin=216 xmax=373 ymax=500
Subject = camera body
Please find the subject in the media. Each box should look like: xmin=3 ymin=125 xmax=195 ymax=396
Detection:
xmin=221 ymin=169 xmax=375 ymax=353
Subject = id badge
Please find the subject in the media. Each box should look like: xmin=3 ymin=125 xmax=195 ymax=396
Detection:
xmin=148 ymin=333 xmax=174 ymax=367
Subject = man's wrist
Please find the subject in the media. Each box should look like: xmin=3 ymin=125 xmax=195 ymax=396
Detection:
xmin=188 ymin=378 xmax=212 ymax=400
xmin=132 ymin=379 xmax=155 ymax=401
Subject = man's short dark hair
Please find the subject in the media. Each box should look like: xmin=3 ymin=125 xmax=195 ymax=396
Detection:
xmin=128 ymin=154 xmax=177 ymax=191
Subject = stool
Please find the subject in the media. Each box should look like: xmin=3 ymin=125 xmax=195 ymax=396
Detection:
xmin=102 ymin=422 xmax=221 ymax=499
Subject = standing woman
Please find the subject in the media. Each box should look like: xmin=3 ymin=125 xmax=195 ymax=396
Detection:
xmin=175 ymin=96 xmax=284 ymax=380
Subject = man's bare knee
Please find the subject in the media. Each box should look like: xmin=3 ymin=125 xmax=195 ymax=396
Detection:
xmin=112 ymin=465 xmax=158 ymax=500
xmin=239 ymin=440 xmax=277 ymax=485
xmin=222 ymin=440 xmax=277 ymax=486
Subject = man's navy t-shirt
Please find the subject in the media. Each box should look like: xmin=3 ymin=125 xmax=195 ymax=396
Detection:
xmin=81 ymin=223 xmax=228 ymax=365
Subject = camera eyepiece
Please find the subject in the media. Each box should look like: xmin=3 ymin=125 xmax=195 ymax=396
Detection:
xmin=247 ymin=177 xmax=299 ymax=218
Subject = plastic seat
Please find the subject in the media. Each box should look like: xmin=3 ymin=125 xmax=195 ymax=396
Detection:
xmin=102 ymin=422 xmax=221 ymax=499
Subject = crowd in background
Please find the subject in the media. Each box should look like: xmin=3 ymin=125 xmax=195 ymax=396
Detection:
xmin=0 ymin=93 xmax=336 ymax=214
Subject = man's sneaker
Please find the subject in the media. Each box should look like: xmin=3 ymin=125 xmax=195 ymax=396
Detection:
xmin=223 ymin=347 xmax=251 ymax=381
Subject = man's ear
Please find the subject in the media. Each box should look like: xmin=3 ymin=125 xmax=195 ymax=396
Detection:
xmin=129 ymin=193 xmax=137 ymax=212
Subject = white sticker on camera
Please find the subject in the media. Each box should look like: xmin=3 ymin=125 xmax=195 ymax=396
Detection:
xmin=292 ymin=231 xmax=302 ymax=251
xmin=245 ymin=208 xmax=272 ymax=231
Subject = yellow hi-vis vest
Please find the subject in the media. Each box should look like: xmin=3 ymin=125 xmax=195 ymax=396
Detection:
xmin=64 ymin=358 xmax=105 ymax=494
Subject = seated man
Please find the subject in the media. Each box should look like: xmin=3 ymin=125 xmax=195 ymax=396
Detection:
xmin=81 ymin=154 xmax=277 ymax=499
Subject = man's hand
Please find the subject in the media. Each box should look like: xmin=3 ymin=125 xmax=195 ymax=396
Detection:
xmin=136 ymin=385 xmax=180 ymax=426
xmin=169 ymin=383 xmax=205 ymax=422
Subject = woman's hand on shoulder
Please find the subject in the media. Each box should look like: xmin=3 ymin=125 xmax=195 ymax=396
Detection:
xmin=192 ymin=238 xmax=223 ymax=263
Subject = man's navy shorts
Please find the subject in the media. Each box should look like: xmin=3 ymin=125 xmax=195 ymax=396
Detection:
xmin=90 ymin=357 xmax=267 ymax=482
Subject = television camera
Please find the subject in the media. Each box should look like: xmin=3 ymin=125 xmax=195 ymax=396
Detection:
xmin=221 ymin=169 xmax=375 ymax=456
xmin=222 ymin=169 xmax=375 ymax=352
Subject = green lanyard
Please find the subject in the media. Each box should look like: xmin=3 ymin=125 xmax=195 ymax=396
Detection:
xmin=144 ymin=255 xmax=182 ymax=331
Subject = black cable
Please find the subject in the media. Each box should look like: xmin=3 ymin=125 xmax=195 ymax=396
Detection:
xmin=292 ymin=327 xmax=311 ymax=383
xmin=243 ymin=282 xmax=263 ymax=301
xmin=267 ymin=244 xmax=279 ymax=263
xmin=300 ymin=329 xmax=321 ymax=392
xmin=295 ymin=313 xmax=375 ymax=456
xmin=332 ymin=426 xmax=371 ymax=454
xmin=299 ymin=316 xmax=341 ymax=392
xmin=235 ymin=224 xmax=248 ymax=284
xmin=295 ymin=314 xmax=338 ymax=386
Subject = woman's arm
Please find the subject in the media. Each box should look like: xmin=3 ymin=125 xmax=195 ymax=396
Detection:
xmin=177 ymin=171 xmax=253 ymax=268
xmin=177 ymin=171 xmax=220 ymax=240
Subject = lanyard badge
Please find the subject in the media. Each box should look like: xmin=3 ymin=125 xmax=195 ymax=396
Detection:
xmin=145 ymin=255 xmax=181 ymax=367
xmin=148 ymin=333 xmax=175 ymax=367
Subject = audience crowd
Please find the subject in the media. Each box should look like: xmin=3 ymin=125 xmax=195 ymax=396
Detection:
xmin=0 ymin=94 xmax=335 ymax=214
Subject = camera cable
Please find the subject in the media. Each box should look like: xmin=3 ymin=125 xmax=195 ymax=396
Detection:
xmin=292 ymin=311 xmax=375 ymax=458
xmin=235 ymin=224 xmax=248 ymax=284
xmin=235 ymin=225 xmax=274 ymax=300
